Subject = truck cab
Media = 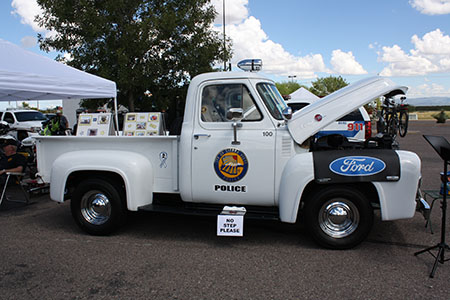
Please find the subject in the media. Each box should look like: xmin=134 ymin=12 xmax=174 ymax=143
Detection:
xmin=179 ymin=71 xmax=291 ymax=207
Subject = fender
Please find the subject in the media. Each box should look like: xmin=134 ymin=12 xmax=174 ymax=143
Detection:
xmin=374 ymin=150 xmax=421 ymax=220
xmin=50 ymin=150 xmax=153 ymax=211
xmin=278 ymin=150 xmax=421 ymax=223
xmin=278 ymin=152 xmax=314 ymax=223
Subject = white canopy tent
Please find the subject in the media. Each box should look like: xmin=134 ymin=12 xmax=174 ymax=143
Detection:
xmin=0 ymin=39 xmax=118 ymax=130
xmin=289 ymin=87 xmax=319 ymax=102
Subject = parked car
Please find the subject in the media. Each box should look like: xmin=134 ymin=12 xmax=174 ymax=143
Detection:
xmin=285 ymin=98 xmax=372 ymax=142
xmin=0 ymin=109 xmax=48 ymax=140
xmin=44 ymin=113 xmax=56 ymax=120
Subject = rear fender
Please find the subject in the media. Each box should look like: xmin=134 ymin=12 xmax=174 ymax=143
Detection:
xmin=50 ymin=150 xmax=153 ymax=211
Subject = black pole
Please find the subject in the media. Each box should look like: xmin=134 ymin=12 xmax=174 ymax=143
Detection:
xmin=414 ymin=135 xmax=450 ymax=278
xmin=439 ymin=162 xmax=447 ymax=261
xmin=223 ymin=0 xmax=226 ymax=71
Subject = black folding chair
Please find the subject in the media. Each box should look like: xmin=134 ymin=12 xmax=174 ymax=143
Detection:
xmin=0 ymin=172 xmax=29 ymax=206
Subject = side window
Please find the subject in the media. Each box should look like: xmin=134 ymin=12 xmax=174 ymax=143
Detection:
xmin=201 ymin=84 xmax=262 ymax=122
xmin=0 ymin=112 xmax=3 ymax=120
xmin=338 ymin=109 xmax=363 ymax=121
xmin=4 ymin=112 xmax=14 ymax=124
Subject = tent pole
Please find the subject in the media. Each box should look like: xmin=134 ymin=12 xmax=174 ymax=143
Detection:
xmin=113 ymin=97 xmax=119 ymax=136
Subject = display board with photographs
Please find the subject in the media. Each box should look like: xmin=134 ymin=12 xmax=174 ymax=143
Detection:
xmin=123 ymin=112 xmax=166 ymax=136
xmin=76 ymin=113 xmax=114 ymax=136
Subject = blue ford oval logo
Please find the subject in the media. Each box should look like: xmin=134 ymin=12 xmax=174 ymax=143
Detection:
xmin=329 ymin=156 xmax=385 ymax=176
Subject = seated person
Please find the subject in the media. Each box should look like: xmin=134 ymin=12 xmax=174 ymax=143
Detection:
xmin=0 ymin=139 xmax=27 ymax=185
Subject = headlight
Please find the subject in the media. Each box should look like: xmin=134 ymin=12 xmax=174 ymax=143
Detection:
xmin=30 ymin=126 xmax=41 ymax=133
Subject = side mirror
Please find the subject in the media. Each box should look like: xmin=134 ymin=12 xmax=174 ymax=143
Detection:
xmin=226 ymin=108 xmax=244 ymax=121
xmin=226 ymin=108 xmax=244 ymax=145
xmin=282 ymin=107 xmax=293 ymax=120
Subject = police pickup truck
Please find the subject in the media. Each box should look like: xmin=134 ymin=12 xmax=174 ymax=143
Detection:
xmin=35 ymin=60 xmax=422 ymax=249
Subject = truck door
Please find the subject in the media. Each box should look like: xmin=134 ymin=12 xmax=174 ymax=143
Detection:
xmin=191 ymin=82 xmax=277 ymax=206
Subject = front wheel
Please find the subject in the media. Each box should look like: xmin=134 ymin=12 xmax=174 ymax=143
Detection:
xmin=398 ymin=111 xmax=409 ymax=137
xmin=71 ymin=178 xmax=126 ymax=235
xmin=303 ymin=187 xmax=373 ymax=249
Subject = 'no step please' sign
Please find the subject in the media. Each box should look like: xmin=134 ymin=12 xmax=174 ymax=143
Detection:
xmin=217 ymin=206 xmax=246 ymax=237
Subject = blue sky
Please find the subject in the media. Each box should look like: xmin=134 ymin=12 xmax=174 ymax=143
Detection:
xmin=1 ymin=0 xmax=450 ymax=110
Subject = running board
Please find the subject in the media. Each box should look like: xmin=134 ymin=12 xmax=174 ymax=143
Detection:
xmin=138 ymin=203 xmax=280 ymax=221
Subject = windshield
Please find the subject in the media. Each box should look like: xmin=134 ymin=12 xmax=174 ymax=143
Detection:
xmin=15 ymin=111 xmax=47 ymax=122
xmin=256 ymin=83 xmax=287 ymax=120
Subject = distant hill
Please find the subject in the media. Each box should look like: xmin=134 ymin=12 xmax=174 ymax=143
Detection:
xmin=407 ymin=97 xmax=450 ymax=106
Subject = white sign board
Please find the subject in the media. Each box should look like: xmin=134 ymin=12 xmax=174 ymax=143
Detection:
xmin=122 ymin=112 xmax=165 ymax=136
xmin=217 ymin=213 xmax=244 ymax=237
xmin=76 ymin=113 xmax=113 ymax=136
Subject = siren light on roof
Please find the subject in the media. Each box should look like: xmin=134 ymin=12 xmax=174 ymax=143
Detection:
xmin=237 ymin=59 xmax=262 ymax=72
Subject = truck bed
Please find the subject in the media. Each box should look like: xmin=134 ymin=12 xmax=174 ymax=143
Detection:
xmin=35 ymin=135 xmax=179 ymax=193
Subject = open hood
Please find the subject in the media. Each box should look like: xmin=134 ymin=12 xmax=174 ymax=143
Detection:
xmin=287 ymin=77 xmax=407 ymax=144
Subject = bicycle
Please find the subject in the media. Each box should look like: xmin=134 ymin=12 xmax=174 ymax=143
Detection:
xmin=376 ymin=96 xmax=409 ymax=138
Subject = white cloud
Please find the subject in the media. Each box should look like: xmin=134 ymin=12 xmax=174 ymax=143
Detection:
xmin=408 ymin=82 xmax=450 ymax=97
xmin=20 ymin=35 xmax=37 ymax=48
xmin=330 ymin=50 xmax=367 ymax=75
xmin=210 ymin=1 xmax=342 ymax=78
xmin=224 ymin=16 xmax=328 ymax=78
xmin=410 ymin=0 xmax=450 ymax=15
xmin=411 ymin=29 xmax=450 ymax=55
xmin=11 ymin=0 xmax=45 ymax=32
xmin=379 ymin=29 xmax=450 ymax=76
xmin=211 ymin=0 xmax=249 ymax=25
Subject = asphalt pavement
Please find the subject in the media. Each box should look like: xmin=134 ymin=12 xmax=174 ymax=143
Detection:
xmin=1 ymin=120 xmax=449 ymax=299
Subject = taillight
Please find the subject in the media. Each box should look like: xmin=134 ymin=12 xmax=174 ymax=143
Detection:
xmin=365 ymin=121 xmax=372 ymax=140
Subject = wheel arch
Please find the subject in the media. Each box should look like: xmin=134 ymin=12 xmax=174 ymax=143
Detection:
xmin=49 ymin=150 xmax=154 ymax=211
xmin=65 ymin=171 xmax=127 ymax=206
xmin=301 ymin=182 xmax=380 ymax=208
xmin=296 ymin=181 xmax=380 ymax=223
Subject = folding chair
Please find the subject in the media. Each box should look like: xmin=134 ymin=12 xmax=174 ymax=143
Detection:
xmin=0 ymin=172 xmax=29 ymax=206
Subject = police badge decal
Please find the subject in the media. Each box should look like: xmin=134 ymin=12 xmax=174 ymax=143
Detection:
xmin=214 ymin=148 xmax=249 ymax=182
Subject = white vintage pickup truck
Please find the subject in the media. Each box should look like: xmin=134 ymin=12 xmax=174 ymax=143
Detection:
xmin=36 ymin=60 xmax=422 ymax=249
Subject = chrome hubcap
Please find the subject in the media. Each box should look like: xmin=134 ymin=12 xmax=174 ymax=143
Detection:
xmin=80 ymin=191 xmax=111 ymax=225
xmin=319 ymin=199 xmax=359 ymax=238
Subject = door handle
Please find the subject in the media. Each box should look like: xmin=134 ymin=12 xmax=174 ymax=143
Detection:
xmin=193 ymin=133 xmax=211 ymax=140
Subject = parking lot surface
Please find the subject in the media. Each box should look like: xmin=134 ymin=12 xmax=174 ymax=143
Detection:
xmin=1 ymin=120 xmax=449 ymax=299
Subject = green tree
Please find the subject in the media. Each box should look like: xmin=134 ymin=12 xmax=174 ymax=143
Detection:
xmin=36 ymin=0 xmax=231 ymax=112
xmin=309 ymin=76 xmax=349 ymax=97
xmin=275 ymin=81 xmax=307 ymax=96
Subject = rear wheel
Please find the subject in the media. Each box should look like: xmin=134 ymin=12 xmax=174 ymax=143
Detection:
xmin=398 ymin=111 xmax=409 ymax=137
xmin=387 ymin=115 xmax=398 ymax=138
xmin=376 ymin=110 xmax=387 ymax=134
xmin=304 ymin=186 xmax=373 ymax=249
xmin=71 ymin=178 xmax=126 ymax=235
